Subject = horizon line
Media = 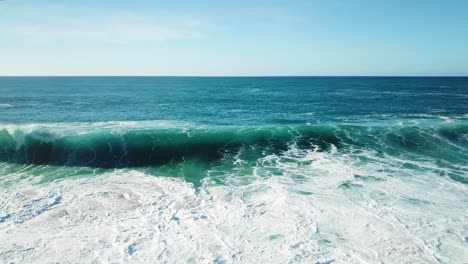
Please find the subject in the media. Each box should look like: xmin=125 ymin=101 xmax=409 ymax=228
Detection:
xmin=0 ymin=75 xmax=467 ymax=78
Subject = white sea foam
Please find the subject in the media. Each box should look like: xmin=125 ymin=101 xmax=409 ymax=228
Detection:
xmin=0 ymin=144 xmax=467 ymax=263
xmin=0 ymin=120 xmax=202 ymax=138
xmin=0 ymin=103 xmax=13 ymax=108
xmin=439 ymin=116 xmax=456 ymax=123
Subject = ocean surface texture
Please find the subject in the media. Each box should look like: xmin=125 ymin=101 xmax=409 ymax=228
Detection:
xmin=0 ymin=77 xmax=467 ymax=263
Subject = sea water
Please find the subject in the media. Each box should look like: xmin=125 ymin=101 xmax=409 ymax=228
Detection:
xmin=0 ymin=77 xmax=467 ymax=263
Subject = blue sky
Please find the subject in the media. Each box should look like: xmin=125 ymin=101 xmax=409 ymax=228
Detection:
xmin=1 ymin=0 xmax=467 ymax=76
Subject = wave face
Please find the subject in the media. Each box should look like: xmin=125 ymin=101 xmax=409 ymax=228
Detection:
xmin=0 ymin=125 xmax=336 ymax=167
xmin=0 ymin=123 xmax=467 ymax=184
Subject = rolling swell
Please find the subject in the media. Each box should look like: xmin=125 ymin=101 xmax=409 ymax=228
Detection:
xmin=0 ymin=124 xmax=466 ymax=174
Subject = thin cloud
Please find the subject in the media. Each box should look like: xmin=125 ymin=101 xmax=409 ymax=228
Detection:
xmin=1 ymin=13 xmax=204 ymax=43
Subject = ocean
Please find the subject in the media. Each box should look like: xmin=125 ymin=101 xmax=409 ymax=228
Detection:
xmin=0 ymin=77 xmax=467 ymax=263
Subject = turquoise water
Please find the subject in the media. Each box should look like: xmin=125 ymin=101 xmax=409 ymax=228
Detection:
xmin=1 ymin=77 xmax=467 ymax=125
xmin=0 ymin=77 xmax=467 ymax=262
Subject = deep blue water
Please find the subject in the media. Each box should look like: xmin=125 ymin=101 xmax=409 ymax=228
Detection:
xmin=0 ymin=77 xmax=466 ymax=125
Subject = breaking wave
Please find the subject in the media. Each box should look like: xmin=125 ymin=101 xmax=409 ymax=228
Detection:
xmin=0 ymin=122 xmax=466 ymax=184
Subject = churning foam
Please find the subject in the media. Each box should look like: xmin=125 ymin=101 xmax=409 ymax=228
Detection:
xmin=0 ymin=142 xmax=467 ymax=263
